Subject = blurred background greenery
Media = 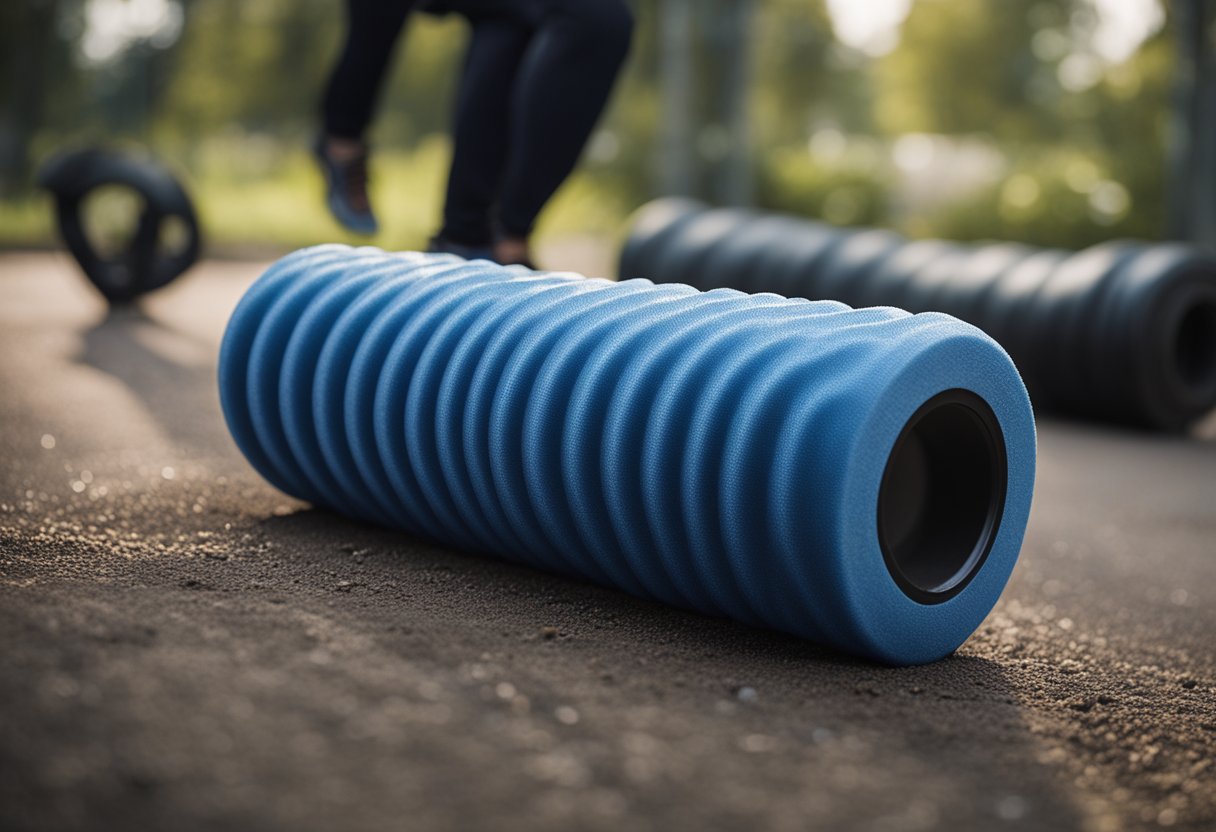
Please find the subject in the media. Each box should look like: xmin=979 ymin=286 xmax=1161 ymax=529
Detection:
xmin=0 ymin=0 xmax=1208 ymax=257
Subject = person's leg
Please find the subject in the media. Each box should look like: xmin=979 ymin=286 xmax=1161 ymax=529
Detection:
xmin=494 ymin=0 xmax=633 ymax=251
xmin=322 ymin=0 xmax=415 ymax=142
xmin=435 ymin=11 xmax=536 ymax=250
xmin=317 ymin=0 xmax=415 ymax=234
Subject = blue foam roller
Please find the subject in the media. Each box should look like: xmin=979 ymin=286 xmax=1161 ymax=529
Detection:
xmin=218 ymin=245 xmax=1036 ymax=665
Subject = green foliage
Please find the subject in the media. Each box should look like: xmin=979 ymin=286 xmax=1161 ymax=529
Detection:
xmin=875 ymin=0 xmax=1077 ymax=141
xmin=872 ymin=0 xmax=1179 ymax=247
xmin=758 ymin=145 xmax=889 ymax=228
xmin=916 ymin=148 xmax=1140 ymax=247
xmin=0 ymin=193 xmax=52 ymax=248
xmin=748 ymin=0 xmax=844 ymax=144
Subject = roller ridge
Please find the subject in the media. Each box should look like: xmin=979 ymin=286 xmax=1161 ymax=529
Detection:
xmin=219 ymin=245 xmax=1037 ymax=665
xmin=620 ymin=199 xmax=1216 ymax=431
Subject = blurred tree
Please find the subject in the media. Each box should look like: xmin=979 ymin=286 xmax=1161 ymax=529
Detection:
xmin=749 ymin=0 xmax=880 ymax=223
xmin=1083 ymin=12 xmax=1173 ymax=240
xmin=752 ymin=0 xmax=841 ymax=144
xmin=874 ymin=0 xmax=1180 ymax=246
xmin=0 ymin=0 xmax=66 ymax=194
xmin=154 ymin=0 xmax=335 ymax=140
xmin=875 ymin=0 xmax=1078 ymax=142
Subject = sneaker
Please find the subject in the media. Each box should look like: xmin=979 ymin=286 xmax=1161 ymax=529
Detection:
xmin=314 ymin=136 xmax=378 ymax=236
xmin=491 ymin=235 xmax=536 ymax=270
xmin=427 ymin=234 xmax=495 ymax=262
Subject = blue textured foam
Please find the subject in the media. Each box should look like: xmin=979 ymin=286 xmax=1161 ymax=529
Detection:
xmin=218 ymin=245 xmax=1036 ymax=665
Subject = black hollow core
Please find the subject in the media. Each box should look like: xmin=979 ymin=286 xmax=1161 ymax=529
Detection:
xmin=878 ymin=390 xmax=1007 ymax=604
xmin=1173 ymin=298 xmax=1216 ymax=391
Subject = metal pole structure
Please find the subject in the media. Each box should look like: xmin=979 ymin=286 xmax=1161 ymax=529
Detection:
xmin=717 ymin=0 xmax=755 ymax=207
xmin=659 ymin=0 xmax=694 ymax=197
xmin=1168 ymin=0 xmax=1216 ymax=249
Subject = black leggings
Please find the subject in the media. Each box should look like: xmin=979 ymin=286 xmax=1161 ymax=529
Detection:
xmin=321 ymin=0 xmax=633 ymax=244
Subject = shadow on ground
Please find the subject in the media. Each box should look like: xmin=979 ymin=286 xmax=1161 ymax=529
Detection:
xmin=76 ymin=303 xmax=232 ymax=456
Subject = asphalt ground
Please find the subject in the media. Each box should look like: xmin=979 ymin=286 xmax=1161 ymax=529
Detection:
xmin=1 ymin=251 xmax=1214 ymax=832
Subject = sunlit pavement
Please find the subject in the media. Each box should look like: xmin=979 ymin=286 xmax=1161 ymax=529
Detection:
xmin=2 ymin=251 xmax=1214 ymax=832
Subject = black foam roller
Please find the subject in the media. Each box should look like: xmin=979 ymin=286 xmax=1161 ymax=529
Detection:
xmin=620 ymin=199 xmax=1216 ymax=431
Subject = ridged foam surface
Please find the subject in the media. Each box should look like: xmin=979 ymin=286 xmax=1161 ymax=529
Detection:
xmin=218 ymin=245 xmax=1036 ymax=665
xmin=620 ymin=199 xmax=1216 ymax=431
